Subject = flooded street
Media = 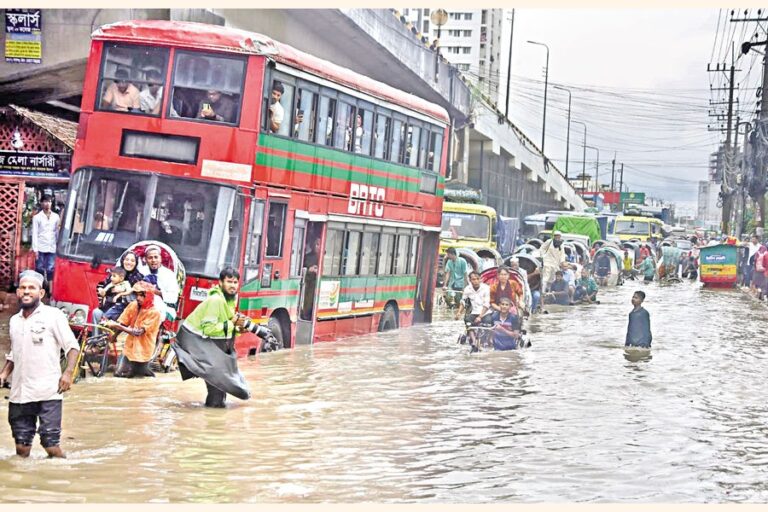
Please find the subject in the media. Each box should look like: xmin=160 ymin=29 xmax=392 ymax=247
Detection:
xmin=1 ymin=281 xmax=768 ymax=502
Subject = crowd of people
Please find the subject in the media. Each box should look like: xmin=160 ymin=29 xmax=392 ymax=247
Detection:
xmin=0 ymin=184 xmax=287 ymax=457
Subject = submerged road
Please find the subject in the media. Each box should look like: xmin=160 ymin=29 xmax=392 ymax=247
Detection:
xmin=0 ymin=280 xmax=767 ymax=502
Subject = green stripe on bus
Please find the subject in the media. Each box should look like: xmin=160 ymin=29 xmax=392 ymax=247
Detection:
xmin=260 ymin=134 xmax=424 ymax=179
xmin=240 ymin=278 xmax=300 ymax=293
xmin=238 ymin=275 xmax=416 ymax=308
xmin=258 ymin=134 xmax=443 ymax=195
xmin=257 ymin=152 xmax=417 ymax=193
xmin=239 ymin=295 xmax=297 ymax=311
xmin=320 ymin=275 xmax=416 ymax=302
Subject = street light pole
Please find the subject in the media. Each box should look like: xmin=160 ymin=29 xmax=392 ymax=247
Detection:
xmin=553 ymin=85 xmax=571 ymax=179
xmin=572 ymin=120 xmax=587 ymax=194
xmin=586 ymin=145 xmax=600 ymax=196
xmin=527 ymin=40 xmax=549 ymax=156
xmin=431 ymin=9 xmax=448 ymax=82
xmin=504 ymin=9 xmax=515 ymax=120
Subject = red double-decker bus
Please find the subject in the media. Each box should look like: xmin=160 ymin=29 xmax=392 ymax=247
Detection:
xmin=53 ymin=20 xmax=449 ymax=354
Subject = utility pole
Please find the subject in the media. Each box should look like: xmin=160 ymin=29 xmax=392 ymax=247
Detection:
xmin=723 ymin=48 xmax=737 ymax=234
xmin=619 ymin=163 xmax=624 ymax=211
xmin=504 ymin=9 xmax=515 ymax=120
xmin=707 ymin=45 xmax=739 ymax=234
xmin=739 ymin=121 xmax=752 ymax=235
xmin=754 ymin=46 xmax=768 ymax=230
xmin=735 ymin=9 xmax=768 ymax=229
xmin=611 ymin=154 xmax=616 ymax=191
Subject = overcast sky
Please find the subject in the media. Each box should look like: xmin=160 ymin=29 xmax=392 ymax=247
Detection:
xmin=497 ymin=9 xmax=728 ymax=213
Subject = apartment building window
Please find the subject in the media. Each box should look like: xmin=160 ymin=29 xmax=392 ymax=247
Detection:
xmin=463 ymin=30 xmax=472 ymax=37
xmin=462 ymin=47 xmax=471 ymax=54
xmin=423 ymin=8 xmax=429 ymax=15
xmin=464 ymin=13 xmax=472 ymax=20
xmin=423 ymin=20 xmax=429 ymax=32
xmin=481 ymin=10 xmax=487 ymax=24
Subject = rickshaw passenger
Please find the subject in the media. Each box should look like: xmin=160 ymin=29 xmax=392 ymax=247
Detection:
xmin=489 ymin=267 xmax=523 ymax=313
xmin=104 ymin=281 xmax=163 ymax=378
xmin=491 ymin=297 xmax=522 ymax=351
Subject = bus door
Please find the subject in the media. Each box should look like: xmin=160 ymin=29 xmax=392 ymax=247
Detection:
xmin=294 ymin=218 xmax=324 ymax=346
xmin=414 ymin=231 xmax=439 ymax=324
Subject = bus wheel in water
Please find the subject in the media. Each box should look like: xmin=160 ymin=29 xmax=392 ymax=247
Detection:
xmin=379 ymin=303 xmax=399 ymax=332
xmin=265 ymin=316 xmax=286 ymax=351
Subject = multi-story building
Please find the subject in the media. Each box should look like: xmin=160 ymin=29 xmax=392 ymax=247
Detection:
xmin=698 ymin=180 xmax=721 ymax=228
xmin=398 ymin=8 xmax=508 ymax=105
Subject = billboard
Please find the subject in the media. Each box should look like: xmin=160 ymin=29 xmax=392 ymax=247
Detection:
xmin=620 ymin=192 xmax=645 ymax=204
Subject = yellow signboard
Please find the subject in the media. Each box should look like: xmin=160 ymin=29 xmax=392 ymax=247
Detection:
xmin=5 ymin=9 xmax=42 ymax=64
xmin=700 ymin=264 xmax=737 ymax=276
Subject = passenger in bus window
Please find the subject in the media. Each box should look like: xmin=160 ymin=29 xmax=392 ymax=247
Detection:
xmin=353 ymin=114 xmax=364 ymax=153
xmin=293 ymin=109 xmax=304 ymax=138
xmin=102 ymin=68 xmax=140 ymax=112
xmin=197 ymin=89 xmax=236 ymax=123
xmin=268 ymin=81 xmax=285 ymax=132
xmin=139 ymin=68 xmax=163 ymax=115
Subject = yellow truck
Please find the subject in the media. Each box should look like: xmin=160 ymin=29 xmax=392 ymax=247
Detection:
xmin=610 ymin=215 xmax=664 ymax=242
xmin=439 ymin=202 xmax=497 ymax=254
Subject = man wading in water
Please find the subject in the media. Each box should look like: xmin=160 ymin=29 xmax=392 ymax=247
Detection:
xmin=625 ymin=290 xmax=652 ymax=349
xmin=173 ymin=267 xmax=273 ymax=408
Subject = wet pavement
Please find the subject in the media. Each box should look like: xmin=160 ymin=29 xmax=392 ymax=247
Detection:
xmin=0 ymin=281 xmax=767 ymax=502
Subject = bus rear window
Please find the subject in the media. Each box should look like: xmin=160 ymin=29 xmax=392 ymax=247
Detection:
xmin=169 ymin=51 xmax=246 ymax=125
xmin=97 ymin=44 xmax=169 ymax=116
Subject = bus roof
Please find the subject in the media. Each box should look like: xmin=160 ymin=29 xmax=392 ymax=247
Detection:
xmin=443 ymin=202 xmax=497 ymax=216
xmin=92 ymin=20 xmax=450 ymax=125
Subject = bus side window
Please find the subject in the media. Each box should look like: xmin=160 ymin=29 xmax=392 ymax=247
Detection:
xmin=265 ymin=203 xmax=287 ymax=258
xmin=356 ymin=106 xmax=374 ymax=155
xmin=390 ymin=119 xmax=404 ymax=164
xmin=394 ymin=234 xmax=410 ymax=274
xmin=342 ymin=230 xmax=362 ymax=276
xmin=377 ymin=232 xmax=396 ymax=275
xmin=403 ymin=123 xmax=419 ymax=167
xmin=322 ymin=228 xmax=344 ymax=276
xmin=294 ymin=88 xmax=317 ymax=142
xmin=317 ymin=94 xmax=337 ymax=147
xmin=373 ymin=111 xmax=391 ymax=160
xmin=429 ymin=131 xmax=444 ymax=174
xmin=244 ymin=201 xmax=265 ymax=281
xmin=408 ymin=234 xmax=419 ymax=274
xmin=335 ymin=100 xmax=355 ymax=151
xmin=359 ymin=230 xmax=380 ymax=275
xmin=418 ymin=127 xmax=430 ymax=169
xmin=289 ymin=218 xmax=307 ymax=277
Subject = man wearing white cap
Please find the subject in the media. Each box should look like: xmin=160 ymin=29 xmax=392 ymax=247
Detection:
xmin=0 ymin=270 xmax=79 ymax=458
xmin=140 ymin=245 xmax=180 ymax=321
xmin=539 ymin=231 xmax=566 ymax=295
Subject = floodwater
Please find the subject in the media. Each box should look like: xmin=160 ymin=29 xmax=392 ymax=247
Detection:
xmin=1 ymin=281 xmax=768 ymax=503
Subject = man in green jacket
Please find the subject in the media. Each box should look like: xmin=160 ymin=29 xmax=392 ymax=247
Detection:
xmin=174 ymin=266 xmax=273 ymax=408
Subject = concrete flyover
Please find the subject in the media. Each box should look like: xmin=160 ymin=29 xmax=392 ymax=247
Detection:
xmin=0 ymin=8 xmax=585 ymax=215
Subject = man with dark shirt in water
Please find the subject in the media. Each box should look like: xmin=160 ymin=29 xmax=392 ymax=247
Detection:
xmin=625 ymin=290 xmax=652 ymax=348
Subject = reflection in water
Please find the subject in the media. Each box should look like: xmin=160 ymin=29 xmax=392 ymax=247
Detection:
xmin=0 ymin=281 xmax=767 ymax=502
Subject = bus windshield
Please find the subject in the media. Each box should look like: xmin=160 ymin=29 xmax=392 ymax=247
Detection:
xmin=59 ymin=168 xmax=243 ymax=277
xmin=614 ymin=220 xmax=650 ymax=236
xmin=440 ymin=212 xmax=490 ymax=241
